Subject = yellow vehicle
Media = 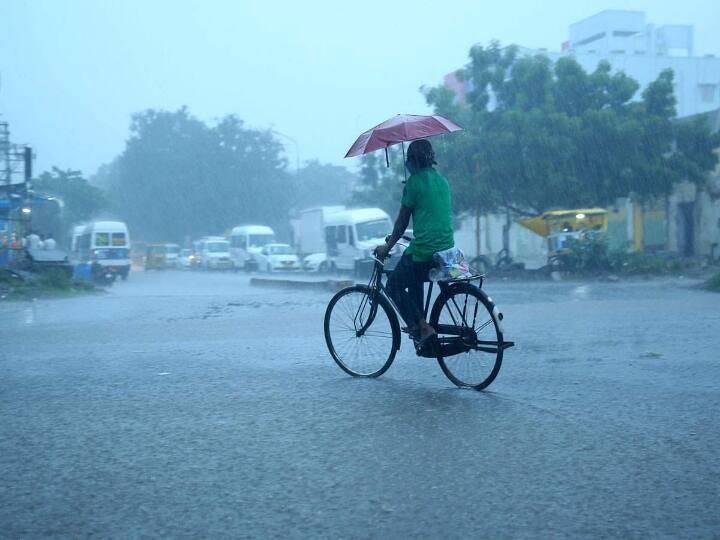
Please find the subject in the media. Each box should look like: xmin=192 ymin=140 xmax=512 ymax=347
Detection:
xmin=519 ymin=208 xmax=608 ymax=262
xmin=144 ymin=244 xmax=165 ymax=270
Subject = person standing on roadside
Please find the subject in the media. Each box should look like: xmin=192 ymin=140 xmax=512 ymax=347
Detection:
xmin=43 ymin=234 xmax=57 ymax=250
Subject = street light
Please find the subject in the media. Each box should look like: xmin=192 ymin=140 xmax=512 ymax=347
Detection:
xmin=21 ymin=207 xmax=31 ymax=215
xmin=270 ymin=129 xmax=300 ymax=172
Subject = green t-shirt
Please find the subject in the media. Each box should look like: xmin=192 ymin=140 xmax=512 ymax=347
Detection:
xmin=401 ymin=167 xmax=454 ymax=262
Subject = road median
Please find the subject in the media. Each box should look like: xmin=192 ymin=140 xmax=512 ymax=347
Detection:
xmin=250 ymin=276 xmax=353 ymax=292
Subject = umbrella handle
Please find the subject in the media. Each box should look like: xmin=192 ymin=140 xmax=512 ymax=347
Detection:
xmin=401 ymin=141 xmax=407 ymax=182
xmin=385 ymin=146 xmax=389 ymax=168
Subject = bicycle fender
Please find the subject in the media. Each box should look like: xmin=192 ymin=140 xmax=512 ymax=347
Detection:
xmin=484 ymin=293 xmax=505 ymax=335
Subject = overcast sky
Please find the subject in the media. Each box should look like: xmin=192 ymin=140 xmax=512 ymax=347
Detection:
xmin=1 ymin=0 xmax=719 ymax=177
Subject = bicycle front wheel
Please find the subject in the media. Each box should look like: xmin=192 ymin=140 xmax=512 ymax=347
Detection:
xmin=430 ymin=283 xmax=504 ymax=390
xmin=324 ymin=285 xmax=399 ymax=377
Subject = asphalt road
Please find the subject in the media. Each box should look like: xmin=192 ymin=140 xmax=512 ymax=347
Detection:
xmin=1 ymin=270 xmax=719 ymax=538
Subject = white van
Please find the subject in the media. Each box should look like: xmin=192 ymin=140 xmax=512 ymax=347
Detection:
xmin=324 ymin=208 xmax=393 ymax=272
xmin=196 ymin=236 xmax=233 ymax=270
xmin=72 ymin=221 xmax=131 ymax=280
xmin=229 ymin=225 xmax=276 ymax=270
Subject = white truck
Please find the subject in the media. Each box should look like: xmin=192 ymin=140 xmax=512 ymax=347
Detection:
xmin=298 ymin=206 xmax=393 ymax=274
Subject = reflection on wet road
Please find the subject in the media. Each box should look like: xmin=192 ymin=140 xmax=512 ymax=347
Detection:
xmin=2 ymin=271 xmax=719 ymax=537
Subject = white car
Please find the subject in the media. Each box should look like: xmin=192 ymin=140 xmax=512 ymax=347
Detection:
xmin=256 ymin=244 xmax=301 ymax=272
xmin=303 ymin=252 xmax=331 ymax=273
xmin=179 ymin=248 xmax=194 ymax=269
xmin=198 ymin=237 xmax=233 ymax=270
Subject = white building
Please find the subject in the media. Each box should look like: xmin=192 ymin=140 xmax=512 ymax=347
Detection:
xmin=445 ymin=10 xmax=720 ymax=117
xmin=555 ymin=10 xmax=719 ymax=117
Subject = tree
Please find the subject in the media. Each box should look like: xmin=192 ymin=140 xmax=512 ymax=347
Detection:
xmin=423 ymin=45 xmax=719 ymax=217
xmin=349 ymin=148 xmax=405 ymax=217
xmin=99 ymin=108 xmax=293 ymax=242
xmin=33 ymin=167 xmax=108 ymax=228
xmin=291 ymin=160 xmax=356 ymax=211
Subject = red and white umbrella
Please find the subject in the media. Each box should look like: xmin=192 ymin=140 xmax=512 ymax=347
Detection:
xmin=345 ymin=114 xmax=462 ymax=166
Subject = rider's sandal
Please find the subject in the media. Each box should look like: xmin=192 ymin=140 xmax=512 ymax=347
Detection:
xmin=403 ymin=326 xmax=421 ymax=342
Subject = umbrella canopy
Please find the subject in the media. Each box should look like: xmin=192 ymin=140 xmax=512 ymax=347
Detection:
xmin=519 ymin=208 xmax=608 ymax=237
xmin=344 ymin=114 xmax=462 ymax=158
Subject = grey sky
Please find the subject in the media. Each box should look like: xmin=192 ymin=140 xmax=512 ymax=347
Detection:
xmin=1 ymin=0 xmax=719 ymax=177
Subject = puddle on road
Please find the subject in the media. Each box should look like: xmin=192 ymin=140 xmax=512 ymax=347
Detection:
xmin=571 ymin=285 xmax=590 ymax=300
xmin=23 ymin=306 xmax=36 ymax=325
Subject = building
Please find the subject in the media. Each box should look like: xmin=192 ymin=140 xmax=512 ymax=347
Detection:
xmin=446 ymin=10 xmax=720 ymax=117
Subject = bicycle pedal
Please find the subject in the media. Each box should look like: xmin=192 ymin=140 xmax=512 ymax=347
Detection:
xmin=414 ymin=335 xmax=438 ymax=357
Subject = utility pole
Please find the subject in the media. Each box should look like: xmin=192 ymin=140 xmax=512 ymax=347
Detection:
xmin=0 ymin=122 xmax=10 ymax=186
xmin=271 ymin=129 xmax=300 ymax=172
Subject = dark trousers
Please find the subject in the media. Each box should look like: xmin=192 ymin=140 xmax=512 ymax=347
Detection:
xmin=386 ymin=253 xmax=434 ymax=327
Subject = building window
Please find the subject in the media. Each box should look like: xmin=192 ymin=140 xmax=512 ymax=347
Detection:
xmin=575 ymin=32 xmax=606 ymax=47
xmin=699 ymin=84 xmax=717 ymax=103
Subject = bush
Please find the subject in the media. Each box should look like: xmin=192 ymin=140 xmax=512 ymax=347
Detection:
xmin=0 ymin=267 xmax=95 ymax=300
xmin=37 ymin=268 xmax=74 ymax=290
xmin=561 ymin=234 xmax=611 ymax=272
xmin=706 ymin=272 xmax=720 ymax=292
xmin=559 ymin=234 xmax=682 ymax=275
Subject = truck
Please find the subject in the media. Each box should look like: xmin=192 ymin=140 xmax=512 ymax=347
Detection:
xmin=297 ymin=206 xmax=393 ymax=274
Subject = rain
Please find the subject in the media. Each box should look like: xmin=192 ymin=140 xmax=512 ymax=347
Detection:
xmin=1 ymin=2 xmax=720 ymax=537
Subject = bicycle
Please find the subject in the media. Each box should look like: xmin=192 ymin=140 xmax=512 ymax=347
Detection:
xmin=323 ymin=237 xmax=514 ymax=390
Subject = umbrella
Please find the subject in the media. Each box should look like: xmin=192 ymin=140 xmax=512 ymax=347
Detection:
xmin=344 ymin=114 xmax=462 ymax=168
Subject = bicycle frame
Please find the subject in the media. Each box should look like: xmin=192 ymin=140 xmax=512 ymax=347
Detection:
xmin=355 ymin=255 xmax=513 ymax=358
xmin=356 ymin=256 xmax=470 ymax=336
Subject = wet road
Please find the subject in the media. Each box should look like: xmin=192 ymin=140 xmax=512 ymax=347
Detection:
xmin=2 ymin=271 xmax=719 ymax=538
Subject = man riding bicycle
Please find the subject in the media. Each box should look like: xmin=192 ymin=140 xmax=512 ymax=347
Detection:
xmin=374 ymin=139 xmax=454 ymax=352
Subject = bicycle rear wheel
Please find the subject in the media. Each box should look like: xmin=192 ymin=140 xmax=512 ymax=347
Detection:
xmin=430 ymin=283 xmax=504 ymax=390
xmin=324 ymin=285 xmax=399 ymax=377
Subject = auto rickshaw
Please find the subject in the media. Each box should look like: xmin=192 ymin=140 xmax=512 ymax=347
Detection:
xmin=145 ymin=244 xmax=169 ymax=270
xmin=519 ymin=208 xmax=608 ymax=268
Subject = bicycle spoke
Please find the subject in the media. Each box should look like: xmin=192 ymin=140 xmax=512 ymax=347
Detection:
xmin=474 ymin=319 xmax=493 ymax=334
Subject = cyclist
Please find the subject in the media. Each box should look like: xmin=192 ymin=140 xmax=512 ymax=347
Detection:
xmin=374 ymin=139 xmax=454 ymax=351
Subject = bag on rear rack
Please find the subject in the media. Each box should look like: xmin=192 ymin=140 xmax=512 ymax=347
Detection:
xmin=429 ymin=247 xmax=472 ymax=281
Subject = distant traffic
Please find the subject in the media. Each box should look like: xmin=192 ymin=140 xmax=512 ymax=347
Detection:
xmin=68 ymin=206 xmax=397 ymax=285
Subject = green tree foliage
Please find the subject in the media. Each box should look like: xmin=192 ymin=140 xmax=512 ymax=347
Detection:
xmin=291 ymin=160 xmax=357 ymax=211
xmin=349 ymin=148 xmax=405 ymax=217
xmin=99 ymin=108 xmax=292 ymax=242
xmin=424 ymin=43 xmax=719 ymax=216
xmin=33 ymin=167 xmax=108 ymax=235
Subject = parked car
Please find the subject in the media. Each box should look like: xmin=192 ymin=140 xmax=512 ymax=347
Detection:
xmin=255 ymin=243 xmax=301 ymax=272
xmin=303 ymin=252 xmax=330 ymax=273
xmin=179 ymin=248 xmax=194 ymax=269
